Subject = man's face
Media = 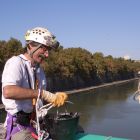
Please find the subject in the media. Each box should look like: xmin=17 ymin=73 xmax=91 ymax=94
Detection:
xmin=31 ymin=45 xmax=49 ymax=64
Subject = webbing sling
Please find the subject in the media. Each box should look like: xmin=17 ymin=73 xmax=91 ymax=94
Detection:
xmin=18 ymin=56 xmax=38 ymax=120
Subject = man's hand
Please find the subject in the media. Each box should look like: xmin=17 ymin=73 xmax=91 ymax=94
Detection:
xmin=54 ymin=92 xmax=68 ymax=107
xmin=42 ymin=90 xmax=68 ymax=107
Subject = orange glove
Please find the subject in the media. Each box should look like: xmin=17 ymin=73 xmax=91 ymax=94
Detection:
xmin=42 ymin=90 xmax=68 ymax=107
xmin=53 ymin=92 xmax=68 ymax=107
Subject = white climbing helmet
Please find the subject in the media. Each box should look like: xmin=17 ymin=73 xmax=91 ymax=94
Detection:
xmin=25 ymin=27 xmax=59 ymax=49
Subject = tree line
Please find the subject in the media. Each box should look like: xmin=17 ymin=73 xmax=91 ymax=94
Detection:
xmin=0 ymin=38 xmax=140 ymax=92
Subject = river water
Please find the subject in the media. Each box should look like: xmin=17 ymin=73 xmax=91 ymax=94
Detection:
xmin=0 ymin=80 xmax=139 ymax=140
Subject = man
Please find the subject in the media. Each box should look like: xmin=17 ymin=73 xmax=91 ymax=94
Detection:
xmin=2 ymin=27 xmax=68 ymax=140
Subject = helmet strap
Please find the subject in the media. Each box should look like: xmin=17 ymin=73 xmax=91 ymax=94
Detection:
xmin=27 ymin=43 xmax=43 ymax=66
xmin=27 ymin=43 xmax=42 ymax=58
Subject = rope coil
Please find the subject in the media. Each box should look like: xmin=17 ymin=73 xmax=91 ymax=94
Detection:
xmin=35 ymin=89 xmax=53 ymax=140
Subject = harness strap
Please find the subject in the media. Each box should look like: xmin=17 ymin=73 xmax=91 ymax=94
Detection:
xmin=18 ymin=56 xmax=32 ymax=89
xmin=6 ymin=113 xmax=14 ymax=140
xmin=18 ymin=56 xmax=38 ymax=120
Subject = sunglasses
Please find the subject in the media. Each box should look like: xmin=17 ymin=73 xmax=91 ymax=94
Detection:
xmin=40 ymin=45 xmax=52 ymax=51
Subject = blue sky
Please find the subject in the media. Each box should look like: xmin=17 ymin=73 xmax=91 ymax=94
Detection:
xmin=0 ymin=0 xmax=140 ymax=60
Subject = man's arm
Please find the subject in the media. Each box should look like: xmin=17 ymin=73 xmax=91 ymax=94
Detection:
xmin=3 ymin=85 xmax=38 ymax=100
xmin=3 ymin=85 xmax=68 ymax=107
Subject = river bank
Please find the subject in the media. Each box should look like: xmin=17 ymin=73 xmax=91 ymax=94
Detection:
xmin=66 ymin=78 xmax=139 ymax=94
xmin=0 ymin=78 xmax=139 ymax=109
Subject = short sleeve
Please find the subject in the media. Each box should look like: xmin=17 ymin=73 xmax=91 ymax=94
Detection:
xmin=2 ymin=56 xmax=23 ymax=87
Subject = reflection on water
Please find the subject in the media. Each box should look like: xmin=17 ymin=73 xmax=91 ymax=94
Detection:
xmin=0 ymin=80 xmax=139 ymax=139
xmin=68 ymin=80 xmax=139 ymax=140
